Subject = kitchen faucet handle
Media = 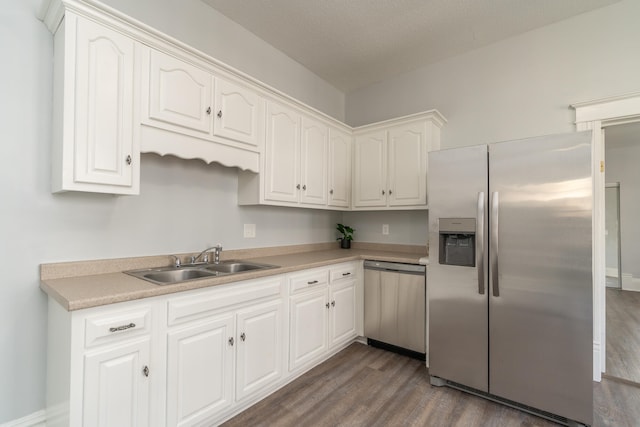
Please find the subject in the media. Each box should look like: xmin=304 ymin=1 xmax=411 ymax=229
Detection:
xmin=169 ymin=255 xmax=181 ymax=268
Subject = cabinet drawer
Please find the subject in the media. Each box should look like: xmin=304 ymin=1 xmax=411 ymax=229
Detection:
xmin=289 ymin=269 xmax=329 ymax=294
xmin=330 ymin=263 xmax=358 ymax=282
xmin=168 ymin=277 xmax=283 ymax=326
xmin=84 ymin=306 xmax=152 ymax=348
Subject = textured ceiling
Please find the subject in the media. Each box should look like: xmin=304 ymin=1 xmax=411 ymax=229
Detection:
xmin=201 ymin=0 xmax=619 ymax=92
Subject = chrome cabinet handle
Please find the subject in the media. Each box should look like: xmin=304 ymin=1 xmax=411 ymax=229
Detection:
xmin=325 ymin=302 xmax=330 ymax=309
xmin=109 ymin=323 xmax=135 ymax=333
xmin=143 ymin=366 xmax=149 ymax=377
xmin=329 ymin=189 xmax=334 ymax=194
xmin=296 ymin=184 xmax=301 ymax=190
xmin=240 ymin=332 xmax=246 ymax=341
xmin=206 ymin=107 xmax=212 ymax=115
xmin=307 ymin=280 xmax=318 ymax=285
xmin=490 ymin=192 xmax=500 ymax=297
xmin=342 ymin=272 xmax=351 ymax=276
xmin=477 ymin=192 xmax=485 ymax=295
xmin=331 ymin=300 xmax=335 ymax=307
xmin=389 ymin=190 xmax=393 ymax=195
xmin=382 ymin=190 xmax=385 ymax=195
xmin=125 ymin=155 xmax=132 ymax=165
xmin=228 ymin=337 xmax=234 ymax=346
xmin=303 ymin=184 xmax=307 ymax=190
xmin=217 ymin=110 xmax=222 ymax=118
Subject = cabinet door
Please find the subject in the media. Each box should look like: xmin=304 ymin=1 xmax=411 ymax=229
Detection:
xmin=166 ymin=315 xmax=234 ymax=427
xmin=264 ymin=101 xmax=300 ymax=203
xmin=236 ymin=300 xmax=283 ymax=401
xmin=73 ymin=17 xmax=135 ymax=188
xmin=83 ymin=338 xmax=151 ymax=427
xmin=329 ymin=280 xmax=357 ymax=348
xmin=289 ymin=288 xmax=329 ymax=371
xmin=328 ymin=128 xmax=351 ymax=208
xmin=213 ymin=77 xmax=263 ymax=148
xmin=353 ymin=131 xmax=387 ymax=207
xmin=148 ymin=50 xmax=213 ymax=134
xmin=300 ymin=116 xmax=328 ymax=205
xmin=388 ymin=122 xmax=427 ymax=206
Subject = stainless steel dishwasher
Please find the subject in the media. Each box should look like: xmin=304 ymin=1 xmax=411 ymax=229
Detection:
xmin=363 ymin=260 xmax=426 ymax=360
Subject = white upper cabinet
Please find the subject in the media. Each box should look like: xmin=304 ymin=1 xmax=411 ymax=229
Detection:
xmin=300 ymin=116 xmax=328 ymax=206
xmin=264 ymin=100 xmax=301 ymax=203
xmin=41 ymin=1 xmax=444 ymax=201
xmin=353 ymin=131 xmax=387 ymax=207
xmin=388 ymin=122 xmax=427 ymax=206
xmin=328 ymin=128 xmax=352 ymax=208
xmin=52 ymin=13 xmax=139 ymax=194
xmin=352 ymin=113 xmax=444 ymax=210
xmin=145 ymin=51 xmax=262 ymax=150
xmin=148 ymin=49 xmax=213 ymax=135
xmin=214 ymin=77 xmax=262 ymax=148
xmin=140 ymin=48 xmax=264 ymax=171
xmin=239 ymin=99 xmax=344 ymax=210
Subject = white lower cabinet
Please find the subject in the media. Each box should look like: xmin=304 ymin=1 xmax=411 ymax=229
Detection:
xmin=83 ymin=338 xmax=152 ymax=427
xmin=166 ymin=315 xmax=235 ymax=427
xmin=235 ymin=300 xmax=284 ymax=400
xmin=46 ymin=262 xmax=361 ymax=427
xmin=289 ymin=287 xmax=329 ymax=370
xmin=45 ymin=299 xmax=158 ymax=427
xmin=288 ymin=263 xmax=358 ymax=373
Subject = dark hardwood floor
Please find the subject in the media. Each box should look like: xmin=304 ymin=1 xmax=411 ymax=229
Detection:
xmin=224 ymin=343 xmax=640 ymax=426
xmin=605 ymin=288 xmax=640 ymax=384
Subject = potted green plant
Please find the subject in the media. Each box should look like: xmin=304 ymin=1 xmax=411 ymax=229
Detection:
xmin=336 ymin=223 xmax=355 ymax=249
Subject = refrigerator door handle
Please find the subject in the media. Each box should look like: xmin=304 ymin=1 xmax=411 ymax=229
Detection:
xmin=477 ymin=191 xmax=485 ymax=295
xmin=490 ymin=191 xmax=500 ymax=297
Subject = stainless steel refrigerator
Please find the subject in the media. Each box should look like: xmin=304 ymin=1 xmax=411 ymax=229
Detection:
xmin=427 ymin=131 xmax=593 ymax=426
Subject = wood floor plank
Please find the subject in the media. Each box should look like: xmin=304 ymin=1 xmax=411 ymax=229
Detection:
xmin=225 ymin=343 xmax=603 ymax=427
xmin=606 ymin=288 xmax=640 ymax=383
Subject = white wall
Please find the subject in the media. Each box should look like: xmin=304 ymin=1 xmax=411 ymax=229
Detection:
xmin=342 ymin=211 xmax=428 ymax=246
xmin=100 ymin=0 xmax=346 ymax=122
xmin=346 ymin=0 xmax=640 ymax=147
xmin=605 ymin=123 xmax=640 ymax=282
xmin=0 ymin=0 xmax=344 ymax=422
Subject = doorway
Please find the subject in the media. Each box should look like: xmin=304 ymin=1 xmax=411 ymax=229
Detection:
xmin=603 ymin=122 xmax=640 ymax=384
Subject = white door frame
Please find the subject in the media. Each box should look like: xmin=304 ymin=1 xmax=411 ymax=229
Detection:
xmin=572 ymin=91 xmax=640 ymax=382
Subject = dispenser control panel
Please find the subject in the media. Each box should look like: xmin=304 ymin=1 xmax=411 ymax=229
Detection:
xmin=438 ymin=218 xmax=476 ymax=267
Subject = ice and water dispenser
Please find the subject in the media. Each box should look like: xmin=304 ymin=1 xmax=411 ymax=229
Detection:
xmin=438 ymin=218 xmax=476 ymax=267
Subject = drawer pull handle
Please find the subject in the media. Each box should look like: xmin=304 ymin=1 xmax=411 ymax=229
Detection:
xmin=307 ymin=280 xmax=319 ymax=285
xmin=109 ymin=323 xmax=136 ymax=333
xmin=143 ymin=366 xmax=149 ymax=377
xmin=228 ymin=337 xmax=234 ymax=346
xmin=342 ymin=272 xmax=351 ymax=276
xmin=331 ymin=300 xmax=336 ymax=307
xmin=325 ymin=302 xmax=330 ymax=309
xmin=240 ymin=332 xmax=246 ymax=342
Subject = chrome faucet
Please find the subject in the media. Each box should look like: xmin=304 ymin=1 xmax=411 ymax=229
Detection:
xmin=191 ymin=244 xmax=223 ymax=264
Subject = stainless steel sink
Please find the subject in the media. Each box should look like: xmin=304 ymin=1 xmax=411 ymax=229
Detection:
xmin=125 ymin=260 xmax=278 ymax=285
xmin=203 ymin=261 xmax=277 ymax=274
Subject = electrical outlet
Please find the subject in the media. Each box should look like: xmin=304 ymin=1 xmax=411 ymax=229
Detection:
xmin=244 ymin=224 xmax=256 ymax=238
xmin=382 ymin=224 xmax=389 ymax=235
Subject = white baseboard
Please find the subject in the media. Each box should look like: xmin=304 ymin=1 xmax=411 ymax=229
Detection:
xmin=605 ymin=267 xmax=619 ymax=278
xmin=0 ymin=410 xmax=46 ymax=427
xmin=622 ymin=273 xmax=640 ymax=291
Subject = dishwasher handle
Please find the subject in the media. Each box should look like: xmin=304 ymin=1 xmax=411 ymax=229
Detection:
xmin=363 ymin=260 xmax=425 ymax=275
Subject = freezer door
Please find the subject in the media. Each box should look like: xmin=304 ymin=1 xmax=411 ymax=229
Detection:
xmin=428 ymin=144 xmax=489 ymax=392
xmin=488 ymin=132 xmax=593 ymax=425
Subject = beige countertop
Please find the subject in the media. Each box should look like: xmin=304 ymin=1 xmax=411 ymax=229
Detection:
xmin=41 ymin=242 xmax=427 ymax=311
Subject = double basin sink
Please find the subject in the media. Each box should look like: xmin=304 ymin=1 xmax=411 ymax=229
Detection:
xmin=125 ymin=260 xmax=278 ymax=286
